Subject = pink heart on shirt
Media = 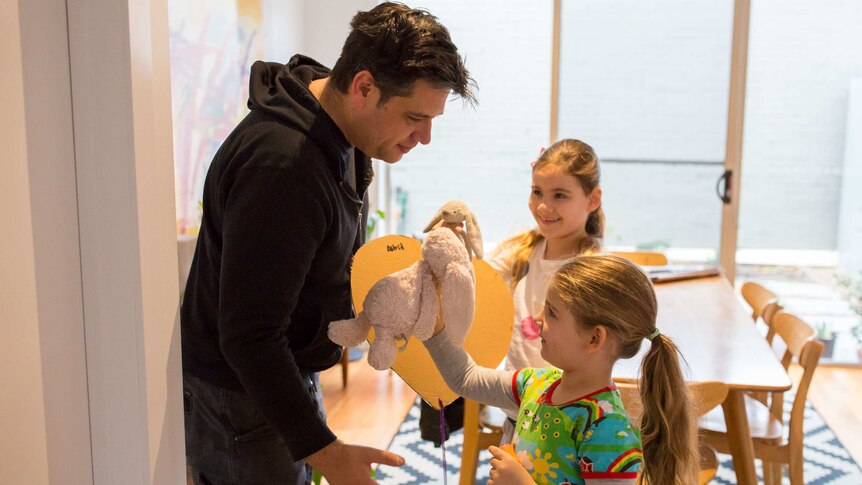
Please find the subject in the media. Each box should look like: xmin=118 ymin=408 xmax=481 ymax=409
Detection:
xmin=520 ymin=316 xmax=540 ymax=340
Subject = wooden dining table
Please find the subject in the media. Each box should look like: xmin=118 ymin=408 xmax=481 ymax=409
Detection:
xmin=613 ymin=275 xmax=792 ymax=485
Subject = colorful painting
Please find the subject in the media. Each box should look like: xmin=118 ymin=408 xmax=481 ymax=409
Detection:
xmin=169 ymin=0 xmax=264 ymax=234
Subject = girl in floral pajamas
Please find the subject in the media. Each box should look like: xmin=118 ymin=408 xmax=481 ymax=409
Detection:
xmin=424 ymin=255 xmax=697 ymax=485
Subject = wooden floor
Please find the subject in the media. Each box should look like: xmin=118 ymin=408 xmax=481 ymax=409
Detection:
xmin=791 ymin=365 xmax=862 ymax=464
xmin=321 ymin=355 xmax=862 ymax=475
xmin=320 ymin=358 xmax=417 ymax=451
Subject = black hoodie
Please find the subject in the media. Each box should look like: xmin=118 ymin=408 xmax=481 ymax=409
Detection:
xmin=181 ymin=55 xmax=373 ymax=459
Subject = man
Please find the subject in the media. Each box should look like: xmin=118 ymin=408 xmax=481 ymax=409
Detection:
xmin=180 ymin=2 xmax=475 ymax=484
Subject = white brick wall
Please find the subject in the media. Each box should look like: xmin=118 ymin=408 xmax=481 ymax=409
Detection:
xmin=739 ymin=0 xmax=862 ymax=249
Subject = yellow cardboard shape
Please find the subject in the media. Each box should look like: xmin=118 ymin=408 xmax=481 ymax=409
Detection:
xmin=350 ymin=235 xmax=514 ymax=410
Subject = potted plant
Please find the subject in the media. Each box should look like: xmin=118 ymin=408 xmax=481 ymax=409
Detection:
xmin=836 ymin=272 xmax=862 ymax=362
xmin=365 ymin=209 xmax=386 ymax=241
xmin=852 ymin=323 xmax=862 ymax=362
xmin=815 ymin=322 xmax=836 ymax=360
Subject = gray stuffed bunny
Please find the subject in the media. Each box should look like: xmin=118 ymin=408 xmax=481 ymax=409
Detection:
xmin=423 ymin=200 xmax=483 ymax=260
xmin=328 ymin=228 xmax=475 ymax=370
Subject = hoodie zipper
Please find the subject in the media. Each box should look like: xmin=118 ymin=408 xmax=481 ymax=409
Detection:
xmin=339 ymin=181 xmax=364 ymax=242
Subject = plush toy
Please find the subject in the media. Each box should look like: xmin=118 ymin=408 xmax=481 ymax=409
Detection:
xmin=328 ymin=228 xmax=476 ymax=370
xmin=423 ymin=200 xmax=484 ymax=260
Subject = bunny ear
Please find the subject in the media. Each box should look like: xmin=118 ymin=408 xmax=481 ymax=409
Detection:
xmin=423 ymin=209 xmax=444 ymax=233
xmin=464 ymin=212 xmax=484 ymax=259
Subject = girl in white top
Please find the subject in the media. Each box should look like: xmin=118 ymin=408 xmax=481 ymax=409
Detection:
xmin=487 ymin=138 xmax=604 ymax=373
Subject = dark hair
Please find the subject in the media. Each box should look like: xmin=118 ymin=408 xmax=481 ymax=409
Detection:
xmin=330 ymin=2 xmax=476 ymax=106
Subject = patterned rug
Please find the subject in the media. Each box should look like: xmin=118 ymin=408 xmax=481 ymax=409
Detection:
xmin=377 ymin=394 xmax=862 ymax=484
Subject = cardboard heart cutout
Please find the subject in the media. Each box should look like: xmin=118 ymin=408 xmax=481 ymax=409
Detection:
xmin=350 ymin=235 xmax=513 ymax=410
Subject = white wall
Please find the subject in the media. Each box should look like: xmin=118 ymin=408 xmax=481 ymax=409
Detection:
xmin=1 ymin=1 xmax=52 ymax=481
xmin=2 ymin=0 xmax=184 ymax=482
xmin=67 ymin=0 xmax=184 ymax=481
xmin=303 ymin=0 xmax=378 ymax=67
xmin=263 ymin=0 xmax=306 ymax=61
xmin=262 ymin=0 xmax=377 ymax=66
xmin=838 ymin=79 xmax=862 ymax=272
xmin=15 ymin=0 xmax=94 ymax=483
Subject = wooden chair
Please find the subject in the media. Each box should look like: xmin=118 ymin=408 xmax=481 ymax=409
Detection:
xmin=611 ymin=251 xmax=668 ymax=266
xmin=740 ymin=281 xmax=780 ymax=323
xmin=459 ymin=399 xmax=507 ymax=485
xmin=700 ymin=312 xmax=824 ymax=485
xmin=739 ymin=283 xmax=785 ymax=407
xmin=340 ymin=346 xmax=349 ymax=389
xmin=760 ymin=300 xmax=784 ymax=345
xmin=616 ymin=381 xmax=729 ymax=485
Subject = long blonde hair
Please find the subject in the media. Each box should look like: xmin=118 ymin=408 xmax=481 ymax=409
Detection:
xmin=501 ymin=139 xmax=604 ymax=288
xmin=551 ymin=255 xmax=697 ymax=485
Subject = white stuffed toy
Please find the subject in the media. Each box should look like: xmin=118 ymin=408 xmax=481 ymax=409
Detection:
xmin=328 ymin=228 xmax=475 ymax=370
xmin=423 ymin=200 xmax=484 ymax=260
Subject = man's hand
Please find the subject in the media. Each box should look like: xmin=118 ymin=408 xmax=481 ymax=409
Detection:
xmin=487 ymin=445 xmax=535 ymax=485
xmin=306 ymin=440 xmax=404 ymax=484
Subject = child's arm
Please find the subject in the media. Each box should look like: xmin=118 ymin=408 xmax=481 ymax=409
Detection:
xmin=423 ymin=329 xmax=519 ymax=411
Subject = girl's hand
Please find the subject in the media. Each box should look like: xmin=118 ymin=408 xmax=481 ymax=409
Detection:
xmin=487 ymin=446 xmax=535 ymax=485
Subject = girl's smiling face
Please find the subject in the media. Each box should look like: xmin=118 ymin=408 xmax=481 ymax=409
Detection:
xmin=528 ymin=166 xmax=601 ymax=246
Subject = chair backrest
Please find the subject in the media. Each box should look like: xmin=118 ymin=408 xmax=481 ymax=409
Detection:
xmin=616 ymin=381 xmax=728 ymax=423
xmin=760 ymin=300 xmax=784 ymax=345
xmin=616 ymin=381 xmax=727 ymax=485
xmin=611 ymin=251 xmax=668 ymax=266
xmin=616 ymin=383 xmax=644 ymax=424
xmin=771 ymin=312 xmax=823 ymax=448
xmin=740 ymin=281 xmax=778 ymax=321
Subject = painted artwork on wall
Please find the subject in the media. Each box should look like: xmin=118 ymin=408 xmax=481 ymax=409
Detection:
xmin=169 ymin=0 xmax=264 ymax=234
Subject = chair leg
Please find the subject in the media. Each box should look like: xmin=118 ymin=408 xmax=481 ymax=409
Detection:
xmin=789 ymin=449 xmax=804 ymax=485
xmin=761 ymin=462 xmax=773 ymax=485
xmin=459 ymin=400 xmax=482 ymax=485
xmin=459 ymin=430 xmax=480 ymax=485
xmin=773 ymin=462 xmax=786 ymax=485
xmin=762 ymin=461 xmax=781 ymax=485
xmin=341 ymin=346 xmax=349 ymax=389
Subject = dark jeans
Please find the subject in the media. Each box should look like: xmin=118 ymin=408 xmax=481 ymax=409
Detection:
xmin=183 ymin=372 xmax=324 ymax=485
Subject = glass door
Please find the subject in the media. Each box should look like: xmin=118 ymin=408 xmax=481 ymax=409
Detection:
xmin=736 ymin=0 xmax=862 ymax=365
xmin=556 ymin=0 xmax=737 ymax=267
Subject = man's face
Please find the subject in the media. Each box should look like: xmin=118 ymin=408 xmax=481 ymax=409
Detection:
xmin=352 ymin=78 xmax=450 ymax=163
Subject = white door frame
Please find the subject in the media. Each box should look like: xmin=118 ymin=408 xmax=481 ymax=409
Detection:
xmin=3 ymin=0 xmax=185 ymax=483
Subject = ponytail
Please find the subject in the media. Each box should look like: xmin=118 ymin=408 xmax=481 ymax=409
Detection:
xmin=638 ymin=335 xmax=698 ymax=485
xmin=499 ymin=229 xmax=544 ymax=290
xmin=582 ymin=205 xmax=604 ymax=254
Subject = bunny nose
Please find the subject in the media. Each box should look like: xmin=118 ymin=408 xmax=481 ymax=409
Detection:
xmin=520 ymin=316 xmax=540 ymax=340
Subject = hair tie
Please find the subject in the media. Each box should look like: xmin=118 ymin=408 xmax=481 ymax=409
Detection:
xmin=647 ymin=328 xmax=661 ymax=341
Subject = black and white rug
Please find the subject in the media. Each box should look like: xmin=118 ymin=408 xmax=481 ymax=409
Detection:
xmin=376 ymin=395 xmax=862 ymax=484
